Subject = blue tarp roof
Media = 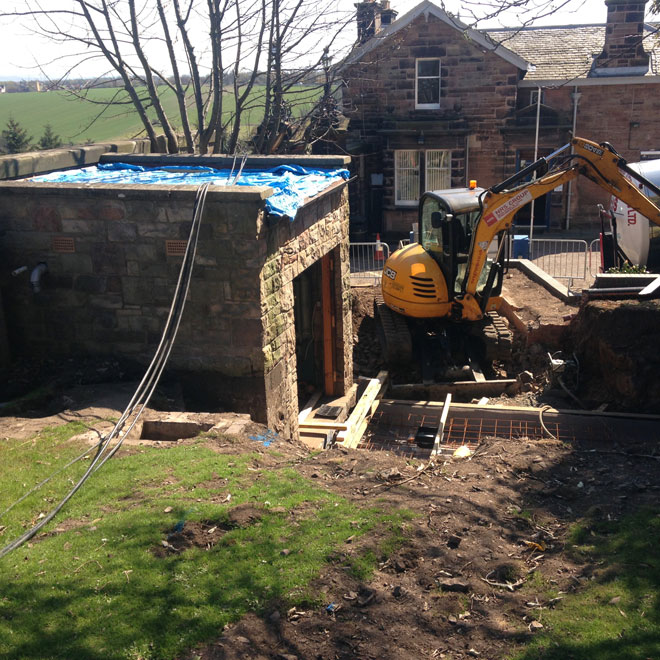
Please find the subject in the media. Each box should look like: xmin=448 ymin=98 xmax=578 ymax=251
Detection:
xmin=31 ymin=163 xmax=350 ymax=219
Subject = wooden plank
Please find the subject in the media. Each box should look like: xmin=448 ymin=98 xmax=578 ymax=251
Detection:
xmin=321 ymin=253 xmax=335 ymax=396
xmin=376 ymin=400 xmax=660 ymax=440
xmin=431 ymin=393 xmax=452 ymax=456
xmin=389 ymin=379 xmax=517 ymax=400
xmin=298 ymin=390 xmax=322 ymax=424
xmin=299 ymin=420 xmax=349 ymax=431
xmin=381 ymin=399 xmax=660 ymax=421
xmin=498 ymin=298 xmax=528 ymax=335
xmin=337 ymin=371 xmax=388 ymax=449
xmin=299 ymin=432 xmax=332 ymax=451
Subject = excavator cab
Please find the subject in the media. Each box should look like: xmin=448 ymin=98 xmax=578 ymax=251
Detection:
xmin=381 ymin=186 xmax=504 ymax=320
xmin=419 ymin=190 xmax=504 ymax=302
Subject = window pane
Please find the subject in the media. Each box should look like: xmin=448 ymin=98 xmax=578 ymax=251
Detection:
xmin=396 ymin=149 xmax=419 ymax=169
xmin=426 ymin=149 xmax=451 ymax=190
xmin=417 ymin=78 xmax=439 ymax=105
xmin=395 ymin=150 xmax=420 ymax=203
xmin=426 ymin=150 xmax=449 ymax=169
xmin=417 ymin=59 xmax=439 ymax=77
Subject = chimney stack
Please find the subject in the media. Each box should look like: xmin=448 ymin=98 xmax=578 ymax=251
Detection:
xmin=592 ymin=0 xmax=649 ymax=75
xmin=355 ymin=0 xmax=398 ymax=45
xmin=381 ymin=0 xmax=398 ymax=27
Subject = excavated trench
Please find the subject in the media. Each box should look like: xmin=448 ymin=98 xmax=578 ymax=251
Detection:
xmin=351 ymin=269 xmax=660 ymax=414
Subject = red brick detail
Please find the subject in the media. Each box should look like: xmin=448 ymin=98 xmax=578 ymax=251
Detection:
xmin=98 ymin=203 xmax=125 ymax=221
xmin=33 ymin=206 xmax=61 ymax=232
xmin=52 ymin=236 xmax=75 ymax=253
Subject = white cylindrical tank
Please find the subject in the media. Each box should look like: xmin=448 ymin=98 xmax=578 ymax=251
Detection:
xmin=610 ymin=159 xmax=660 ymax=270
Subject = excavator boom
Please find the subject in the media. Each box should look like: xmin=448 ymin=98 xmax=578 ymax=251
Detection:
xmin=458 ymin=137 xmax=660 ymax=320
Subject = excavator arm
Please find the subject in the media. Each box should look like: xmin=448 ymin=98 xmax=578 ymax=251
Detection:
xmin=458 ymin=137 xmax=660 ymax=320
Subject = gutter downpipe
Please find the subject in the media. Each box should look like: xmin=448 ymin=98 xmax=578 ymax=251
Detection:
xmin=30 ymin=262 xmax=48 ymax=293
xmin=566 ymin=87 xmax=581 ymax=231
xmin=529 ymin=85 xmax=542 ymax=246
xmin=465 ymin=134 xmax=470 ymax=187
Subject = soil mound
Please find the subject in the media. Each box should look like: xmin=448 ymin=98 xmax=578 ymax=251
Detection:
xmin=570 ymin=299 xmax=660 ymax=412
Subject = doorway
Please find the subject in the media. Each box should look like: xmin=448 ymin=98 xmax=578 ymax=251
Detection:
xmin=292 ymin=252 xmax=338 ymax=410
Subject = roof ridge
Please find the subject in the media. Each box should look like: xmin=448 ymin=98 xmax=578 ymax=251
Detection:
xmin=340 ymin=0 xmax=532 ymax=72
xmin=487 ymin=23 xmax=605 ymax=32
xmin=488 ymin=21 xmax=660 ymax=33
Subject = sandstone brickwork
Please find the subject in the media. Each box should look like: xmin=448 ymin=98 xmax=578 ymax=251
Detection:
xmin=343 ymin=11 xmax=520 ymax=234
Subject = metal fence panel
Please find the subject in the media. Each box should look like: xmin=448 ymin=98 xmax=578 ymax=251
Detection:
xmin=350 ymin=237 xmax=595 ymax=285
xmin=349 ymin=241 xmax=390 ymax=284
xmin=510 ymin=237 xmax=590 ymax=282
xmin=589 ymin=238 xmax=602 ymax=277
xmin=530 ymin=239 xmax=588 ymax=281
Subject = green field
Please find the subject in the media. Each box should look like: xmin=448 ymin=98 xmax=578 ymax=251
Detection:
xmin=0 ymin=85 xmax=321 ymax=147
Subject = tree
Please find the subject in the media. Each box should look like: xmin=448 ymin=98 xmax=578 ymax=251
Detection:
xmin=0 ymin=0 xmax=353 ymax=155
xmin=37 ymin=124 xmax=62 ymax=150
xmin=2 ymin=117 xmax=32 ymax=154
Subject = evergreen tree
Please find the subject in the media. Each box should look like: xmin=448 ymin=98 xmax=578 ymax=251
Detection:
xmin=2 ymin=117 xmax=32 ymax=154
xmin=37 ymin=124 xmax=62 ymax=150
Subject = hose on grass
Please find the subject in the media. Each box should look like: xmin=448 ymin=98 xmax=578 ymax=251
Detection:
xmin=0 ymin=183 xmax=211 ymax=559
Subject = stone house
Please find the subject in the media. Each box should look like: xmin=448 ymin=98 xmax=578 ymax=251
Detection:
xmin=341 ymin=0 xmax=660 ymax=235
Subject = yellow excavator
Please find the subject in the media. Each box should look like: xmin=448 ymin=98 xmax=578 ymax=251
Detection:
xmin=378 ymin=136 xmax=660 ymax=367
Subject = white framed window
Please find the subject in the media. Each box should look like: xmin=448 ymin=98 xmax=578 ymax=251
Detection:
xmin=426 ymin=149 xmax=451 ymax=191
xmin=415 ymin=58 xmax=441 ymax=109
xmin=395 ymin=149 xmax=452 ymax=206
xmin=530 ymin=89 xmax=544 ymax=106
xmin=395 ymin=150 xmax=420 ymax=206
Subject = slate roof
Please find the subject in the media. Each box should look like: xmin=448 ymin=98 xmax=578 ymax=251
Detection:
xmin=487 ymin=23 xmax=660 ymax=82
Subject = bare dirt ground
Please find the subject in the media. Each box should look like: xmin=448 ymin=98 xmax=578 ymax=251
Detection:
xmin=351 ymin=271 xmax=660 ymax=413
xmin=179 ymin=425 xmax=660 ymax=660
xmin=351 ymin=274 xmax=577 ymax=410
xmin=501 ymin=270 xmax=575 ymax=329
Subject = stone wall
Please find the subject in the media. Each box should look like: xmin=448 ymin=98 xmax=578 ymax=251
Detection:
xmin=0 ymin=163 xmax=352 ymax=439
xmin=511 ymin=81 xmax=660 ymax=225
xmin=342 ymin=6 xmax=660 ymax=234
xmin=0 ymin=139 xmax=154 ymax=366
xmin=0 ymin=140 xmax=153 ymax=180
xmin=262 ymin=185 xmax=352 ymax=439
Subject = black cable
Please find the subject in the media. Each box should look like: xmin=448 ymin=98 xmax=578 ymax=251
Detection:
xmin=0 ymin=183 xmax=211 ymax=559
xmin=0 ymin=438 xmax=104 ymax=520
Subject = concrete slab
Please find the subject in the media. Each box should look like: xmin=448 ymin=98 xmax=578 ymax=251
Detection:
xmin=509 ymin=259 xmax=578 ymax=302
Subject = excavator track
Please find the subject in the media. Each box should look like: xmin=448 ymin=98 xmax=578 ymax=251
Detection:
xmin=374 ymin=295 xmax=413 ymax=365
xmin=474 ymin=311 xmax=513 ymax=362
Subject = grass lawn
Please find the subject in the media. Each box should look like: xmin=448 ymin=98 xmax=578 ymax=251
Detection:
xmin=511 ymin=509 xmax=660 ymax=660
xmin=0 ymin=424 xmax=410 ymax=660
xmin=0 ymin=85 xmax=321 ymax=146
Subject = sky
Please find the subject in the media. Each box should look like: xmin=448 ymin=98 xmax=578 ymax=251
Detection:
xmin=0 ymin=0 xmax=648 ymax=80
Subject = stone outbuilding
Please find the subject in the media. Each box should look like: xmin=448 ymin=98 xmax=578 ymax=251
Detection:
xmin=0 ymin=145 xmax=352 ymax=440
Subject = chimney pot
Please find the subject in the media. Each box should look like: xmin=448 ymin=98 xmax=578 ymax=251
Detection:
xmin=592 ymin=0 xmax=649 ymax=74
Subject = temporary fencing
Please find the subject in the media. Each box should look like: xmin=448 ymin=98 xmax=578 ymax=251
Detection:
xmin=510 ymin=236 xmax=591 ymax=284
xmin=350 ymin=241 xmax=390 ymax=285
